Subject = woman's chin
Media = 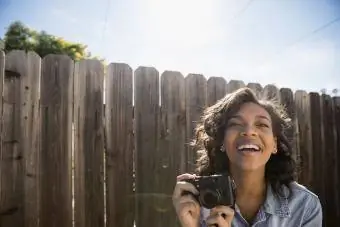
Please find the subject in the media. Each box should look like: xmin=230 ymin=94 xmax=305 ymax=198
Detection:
xmin=232 ymin=161 xmax=266 ymax=172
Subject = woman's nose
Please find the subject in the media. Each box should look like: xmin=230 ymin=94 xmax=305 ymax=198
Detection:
xmin=240 ymin=125 xmax=257 ymax=137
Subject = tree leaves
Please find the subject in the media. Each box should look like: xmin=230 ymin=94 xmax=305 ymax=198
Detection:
xmin=2 ymin=21 xmax=97 ymax=61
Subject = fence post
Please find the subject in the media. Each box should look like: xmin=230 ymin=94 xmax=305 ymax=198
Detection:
xmin=1 ymin=50 xmax=25 ymax=227
xmin=226 ymin=80 xmax=245 ymax=93
xmin=262 ymin=84 xmax=281 ymax=102
xmin=207 ymin=77 xmax=226 ymax=106
xmin=333 ymin=97 xmax=340 ymax=222
xmin=309 ymin=92 xmax=326 ymax=226
xmin=247 ymin=83 xmax=262 ymax=97
xmin=40 ymin=54 xmax=73 ymax=227
xmin=321 ymin=94 xmax=338 ymax=227
xmin=160 ymin=71 xmax=186 ymax=227
xmin=0 ymin=50 xmax=3 ymax=137
xmin=185 ymin=74 xmax=207 ymax=172
xmin=105 ymin=63 xmax=134 ymax=227
xmin=294 ymin=90 xmax=312 ymax=186
xmin=134 ymin=66 xmax=160 ymax=227
xmin=280 ymin=88 xmax=300 ymax=181
xmin=74 ymin=59 xmax=105 ymax=227
xmin=1 ymin=50 xmax=41 ymax=227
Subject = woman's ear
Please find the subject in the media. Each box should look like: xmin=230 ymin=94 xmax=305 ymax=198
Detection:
xmin=273 ymin=137 xmax=278 ymax=154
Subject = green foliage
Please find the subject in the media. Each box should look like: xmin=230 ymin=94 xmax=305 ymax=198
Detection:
xmin=3 ymin=21 xmax=36 ymax=52
xmin=2 ymin=21 xmax=102 ymax=62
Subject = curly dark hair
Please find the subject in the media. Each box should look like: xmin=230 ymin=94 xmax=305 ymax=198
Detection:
xmin=193 ymin=87 xmax=297 ymax=196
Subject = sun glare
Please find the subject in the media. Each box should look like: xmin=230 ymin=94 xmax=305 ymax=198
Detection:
xmin=144 ymin=0 xmax=224 ymax=48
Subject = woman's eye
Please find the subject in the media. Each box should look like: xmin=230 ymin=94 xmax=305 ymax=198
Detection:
xmin=257 ymin=123 xmax=269 ymax=128
xmin=228 ymin=122 xmax=241 ymax=127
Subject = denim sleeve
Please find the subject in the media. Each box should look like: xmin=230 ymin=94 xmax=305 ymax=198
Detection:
xmin=301 ymin=196 xmax=323 ymax=227
xmin=199 ymin=210 xmax=207 ymax=227
xmin=200 ymin=221 xmax=206 ymax=227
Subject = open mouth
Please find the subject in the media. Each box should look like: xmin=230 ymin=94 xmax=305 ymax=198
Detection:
xmin=237 ymin=144 xmax=261 ymax=153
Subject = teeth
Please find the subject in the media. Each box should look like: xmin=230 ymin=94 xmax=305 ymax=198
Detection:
xmin=237 ymin=144 xmax=260 ymax=151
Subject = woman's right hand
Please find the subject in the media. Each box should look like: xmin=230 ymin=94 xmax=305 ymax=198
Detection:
xmin=172 ymin=173 xmax=201 ymax=227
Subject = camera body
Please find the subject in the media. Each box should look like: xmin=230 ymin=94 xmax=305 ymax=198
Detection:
xmin=183 ymin=174 xmax=236 ymax=209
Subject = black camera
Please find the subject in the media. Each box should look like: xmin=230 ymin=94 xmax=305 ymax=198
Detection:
xmin=183 ymin=174 xmax=236 ymax=209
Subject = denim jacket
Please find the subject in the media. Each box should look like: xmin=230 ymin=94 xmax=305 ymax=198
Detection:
xmin=200 ymin=181 xmax=322 ymax=227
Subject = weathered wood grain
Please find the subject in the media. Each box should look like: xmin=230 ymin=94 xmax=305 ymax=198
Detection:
xmin=159 ymin=71 xmax=186 ymax=227
xmin=185 ymin=74 xmax=207 ymax=172
xmin=134 ymin=66 xmax=160 ymax=227
xmin=309 ymin=92 xmax=326 ymax=226
xmin=247 ymin=83 xmax=262 ymax=97
xmin=333 ymin=97 xmax=340 ymax=222
xmin=40 ymin=54 xmax=73 ymax=227
xmin=105 ymin=63 xmax=134 ymax=227
xmin=321 ymin=94 xmax=338 ymax=227
xmin=74 ymin=59 xmax=105 ymax=227
xmin=262 ymin=84 xmax=281 ymax=102
xmin=1 ymin=50 xmax=41 ymax=227
xmin=1 ymin=51 xmax=25 ymax=227
xmin=207 ymin=77 xmax=226 ymax=106
xmin=294 ymin=90 xmax=312 ymax=186
xmin=226 ymin=80 xmax=245 ymax=93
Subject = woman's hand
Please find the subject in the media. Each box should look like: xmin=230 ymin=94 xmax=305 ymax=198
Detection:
xmin=172 ymin=173 xmax=201 ymax=227
xmin=205 ymin=206 xmax=235 ymax=227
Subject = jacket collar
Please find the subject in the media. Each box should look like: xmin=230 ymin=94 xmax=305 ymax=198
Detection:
xmin=262 ymin=183 xmax=291 ymax=218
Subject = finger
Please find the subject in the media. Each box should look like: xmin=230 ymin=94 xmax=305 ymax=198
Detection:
xmin=176 ymin=173 xmax=196 ymax=181
xmin=172 ymin=181 xmax=199 ymax=201
xmin=174 ymin=194 xmax=200 ymax=215
xmin=211 ymin=206 xmax=235 ymax=216
xmin=177 ymin=194 xmax=199 ymax=205
xmin=206 ymin=212 xmax=227 ymax=227
xmin=210 ymin=206 xmax=235 ymax=223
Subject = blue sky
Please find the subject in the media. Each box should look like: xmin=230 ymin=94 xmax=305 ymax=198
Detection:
xmin=0 ymin=0 xmax=339 ymax=93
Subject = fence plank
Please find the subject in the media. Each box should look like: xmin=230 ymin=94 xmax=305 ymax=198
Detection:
xmin=134 ymin=67 xmax=160 ymax=227
xmin=0 ymin=50 xmax=3 ymax=135
xmin=0 ymin=50 xmax=26 ymax=227
xmin=160 ymin=71 xmax=186 ymax=227
xmin=23 ymin=51 xmax=41 ymax=227
xmin=262 ymin=84 xmax=281 ymax=102
xmin=207 ymin=77 xmax=226 ymax=106
xmin=333 ymin=97 xmax=340 ymax=222
xmin=309 ymin=92 xmax=326 ymax=226
xmin=294 ymin=90 xmax=312 ymax=187
xmin=185 ymin=74 xmax=207 ymax=172
xmin=280 ymin=88 xmax=299 ymax=178
xmin=0 ymin=51 xmax=40 ymax=226
xmin=226 ymin=80 xmax=245 ymax=93
xmin=74 ymin=60 xmax=105 ymax=227
xmin=0 ymin=51 xmax=3 ymax=222
xmin=247 ymin=83 xmax=262 ymax=97
xmin=321 ymin=94 xmax=338 ymax=227
xmin=105 ymin=63 xmax=134 ymax=227
xmin=40 ymin=54 xmax=73 ymax=227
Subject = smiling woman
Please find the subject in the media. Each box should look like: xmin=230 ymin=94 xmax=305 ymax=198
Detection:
xmin=172 ymin=87 xmax=322 ymax=227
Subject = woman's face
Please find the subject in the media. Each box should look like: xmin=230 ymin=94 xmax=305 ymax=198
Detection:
xmin=224 ymin=102 xmax=277 ymax=171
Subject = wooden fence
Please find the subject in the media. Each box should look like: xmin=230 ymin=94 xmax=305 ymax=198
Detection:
xmin=0 ymin=50 xmax=339 ymax=227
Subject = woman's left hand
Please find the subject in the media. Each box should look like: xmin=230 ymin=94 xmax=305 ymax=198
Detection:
xmin=206 ymin=205 xmax=235 ymax=227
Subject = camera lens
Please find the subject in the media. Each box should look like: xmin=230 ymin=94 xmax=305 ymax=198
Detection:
xmin=199 ymin=189 xmax=221 ymax=209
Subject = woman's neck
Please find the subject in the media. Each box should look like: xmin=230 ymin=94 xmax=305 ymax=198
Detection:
xmin=230 ymin=166 xmax=267 ymax=224
xmin=230 ymin=166 xmax=266 ymax=198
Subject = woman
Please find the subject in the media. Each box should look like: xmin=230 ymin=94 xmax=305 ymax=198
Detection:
xmin=172 ymin=87 xmax=322 ymax=227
